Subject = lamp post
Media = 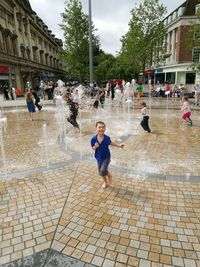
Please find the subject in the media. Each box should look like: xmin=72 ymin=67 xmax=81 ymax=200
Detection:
xmin=88 ymin=0 xmax=93 ymax=89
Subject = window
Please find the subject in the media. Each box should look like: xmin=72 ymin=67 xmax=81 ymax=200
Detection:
xmin=7 ymin=13 xmax=14 ymax=25
xmin=196 ymin=4 xmax=200 ymax=14
xmin=192 ymin=47 xmax=200 ymax=62
xmin=0 ymin=7 xmax=6 ymax=20
xmin=194 ymin=28 xmax=200 ymax=40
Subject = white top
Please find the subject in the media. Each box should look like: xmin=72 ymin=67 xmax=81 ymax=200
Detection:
xmin=141 ymin=107 xmax=148 ymax=116
xmin=182 ymin=101 xmax=191 ymax=114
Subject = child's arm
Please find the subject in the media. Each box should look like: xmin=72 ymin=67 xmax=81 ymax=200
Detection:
xmin=92 ymin=142 xmax=99 ymax=150
xmin=111 ymin=142 xmax=124 ymax=148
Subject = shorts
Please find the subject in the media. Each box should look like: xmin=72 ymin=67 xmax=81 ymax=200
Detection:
xmin=137 ymin=92 xmax=143 ymax=97
xmin=182 ymin=111 xmax=191 ymax=121
xmin=97 ymin=159 xmax=110 ymax=176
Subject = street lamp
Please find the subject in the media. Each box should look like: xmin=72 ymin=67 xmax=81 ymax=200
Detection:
xmin=88 ymin=0 xmax=93 ymax=89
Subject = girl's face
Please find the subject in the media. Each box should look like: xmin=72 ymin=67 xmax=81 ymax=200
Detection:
xmin=96 ymin=123 xmax=106 ymax=134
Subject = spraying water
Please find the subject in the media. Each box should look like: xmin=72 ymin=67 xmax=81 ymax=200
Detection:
xmin=0 ymin=116 xmax=7 ymax=179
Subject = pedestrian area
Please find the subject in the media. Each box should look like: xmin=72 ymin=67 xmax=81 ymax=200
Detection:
xmin=0 ymin=98 xmax=200 ymax=267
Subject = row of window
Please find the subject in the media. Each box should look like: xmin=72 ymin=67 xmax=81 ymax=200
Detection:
xmin=165 ymin=4 xmax=200 ymax=26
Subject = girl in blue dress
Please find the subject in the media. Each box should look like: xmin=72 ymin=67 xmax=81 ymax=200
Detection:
xmin=26 ymin=92 xmax=35 ymax=120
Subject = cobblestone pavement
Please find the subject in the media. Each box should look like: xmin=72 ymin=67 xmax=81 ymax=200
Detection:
xmin=0 ymin=98 xmax=200 ymax=267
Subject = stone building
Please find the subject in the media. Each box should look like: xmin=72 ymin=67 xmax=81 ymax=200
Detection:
xmin=148 ymin=0 xmax=200 ymax=87
xmin=0 ymin=0 xmax=66 ymax=91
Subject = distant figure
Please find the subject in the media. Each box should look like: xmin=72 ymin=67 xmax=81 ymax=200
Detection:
xmin=140 ymin=101 xmax=151 ymax=133
xmin=30 ymin=89 xmax=42 ymax=110
xmin=90 ymin=121 xmax=124 ymax=189
xmin=179 ymin=84 xmax=186 ymax=99
xmin=99 ymin=88 xmax=106 ymax=108
xmin=26 ymin=92 xmax=35 ymax=120
xmin=63 ymin=93 xmax=79 ymax=130
xmin=3 ymin=84 xmax=9 ymax=100
xmin=93 ymin=92 xmax=100 ymax=109
xmin=136 ymin=83 xmax=143 ymax=104
xmin=12 ymin=87 xmax=16 ymax=100
xmin=194 ymin=80 xmax=200 ymax=106
xmin=110 ymin=81 xmax=116 ymax=100
xmin=181 ymin=96 xmax=192 ymax=126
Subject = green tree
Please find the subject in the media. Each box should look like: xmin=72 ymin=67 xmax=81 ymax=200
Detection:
xmin=120 ymin=0 xmax=167 ymax=78
xmin=60 ymin=0 xmax=100 ymax=82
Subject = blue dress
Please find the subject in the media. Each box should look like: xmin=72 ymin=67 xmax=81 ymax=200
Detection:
xmin=27 ymin=99 xmax=35 ymax=113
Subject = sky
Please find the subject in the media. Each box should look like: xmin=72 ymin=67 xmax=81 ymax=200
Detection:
xmin=30 ymin=0 xmax=185 ymax=55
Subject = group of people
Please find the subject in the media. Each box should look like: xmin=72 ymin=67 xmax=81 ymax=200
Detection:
xmin=25 ymin=81 xmax=194 ymax=190
xmin=0 ymin=84 xmax=16 ymax=100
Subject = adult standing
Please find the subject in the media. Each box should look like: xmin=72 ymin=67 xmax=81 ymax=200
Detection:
xmin=30 ymin=89 xmax=42 ymax=110
xmin=136 ymin=82 xmax=143 ymax=104
xmin=194 ymin=80 xmax=200 ymax=106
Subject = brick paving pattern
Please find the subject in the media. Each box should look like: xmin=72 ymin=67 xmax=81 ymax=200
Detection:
xmin=0 ymin=99 xmax=200 ymax=266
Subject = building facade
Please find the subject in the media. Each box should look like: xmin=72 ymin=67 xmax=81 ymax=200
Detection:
xmin=0 ymin=0 xmax=65 ymax=91
xmin=149 ymin=0 xmax=200 ymax=87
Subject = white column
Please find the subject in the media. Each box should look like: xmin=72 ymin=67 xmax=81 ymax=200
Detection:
xmin=175 ymin=71 xmax=177 ymax=85
xmin=167 ymin=32 xmax=171 ymax=64
xmin=171 ymin=29 xmax=176 ymax=63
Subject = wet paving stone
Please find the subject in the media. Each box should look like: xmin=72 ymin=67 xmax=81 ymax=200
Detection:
xmin=0 ymin=99 xmax=200 ymax=266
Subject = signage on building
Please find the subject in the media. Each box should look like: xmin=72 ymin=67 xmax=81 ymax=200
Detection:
xmin=0 ymin=67 xmax=9 ymax=73
xmin=144 ymin=70 xmax=154 ymax=75
xmin=155 ymin=68 xmax=163 ymax=74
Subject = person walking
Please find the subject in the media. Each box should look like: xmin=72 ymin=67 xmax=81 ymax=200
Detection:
xmin=90 ymin=121 xmax=124 ymax=189
xmin=140 ymin=101 xmax=151 ymax=133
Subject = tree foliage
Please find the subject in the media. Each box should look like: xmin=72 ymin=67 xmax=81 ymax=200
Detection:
xmin=60 ymin=0 xmax=100 ymax=82
xmin=120 ymin=0 xmax=167 ymax=78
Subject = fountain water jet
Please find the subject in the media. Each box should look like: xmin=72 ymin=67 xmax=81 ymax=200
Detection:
xmin=55 ymin=96 xmax=67 ymax=148
xmin=42 ymin=123 xmax=49 ymax=168
xmin=0 ymin=116 xmax=7 ymax=179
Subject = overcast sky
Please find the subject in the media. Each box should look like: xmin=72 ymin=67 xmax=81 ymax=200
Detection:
xmin=30 ymin=0 xmax=184 ymax=55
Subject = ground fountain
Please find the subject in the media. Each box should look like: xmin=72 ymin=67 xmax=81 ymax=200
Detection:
xmin=0 ymin=116 xmax=7 ymax=179
xmin=42 ymin=123 xmax=49 ymax=168
xmin=0 ymin=93 xmax=4 ymax=116
xmin=55 ymin=95 xmax=67 ymax=148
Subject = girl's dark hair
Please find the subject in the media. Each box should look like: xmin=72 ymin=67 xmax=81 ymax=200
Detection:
xmin=26 ymin=92 xmax=32 ymax=100
xmin=95 ymin=121 xmax=106 ymax=127
xmin=140 ymin=101 xmax=146 ymax=107
xmin=183 ymin=96 xmax=188 ymax=101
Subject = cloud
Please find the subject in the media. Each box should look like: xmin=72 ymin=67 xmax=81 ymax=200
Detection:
xmin=30 ymin=0 xmax=185 ymax=55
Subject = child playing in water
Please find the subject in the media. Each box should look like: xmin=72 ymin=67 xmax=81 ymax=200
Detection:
xmin=63 ymin=92 xmax=80 ymax=129
xmin=140 ymin=101 xmax=151 ymax=133
xmin=91 ymin=121 xmax=124 ymax=189
xmin=181 ymin=96 xmax=192 ymax=125
xmin=26 ymin=92 xmax=35 ymax=121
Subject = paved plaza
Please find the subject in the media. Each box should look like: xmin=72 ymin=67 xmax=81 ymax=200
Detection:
xmin=0 ymin=98 xmax=200 ymax=267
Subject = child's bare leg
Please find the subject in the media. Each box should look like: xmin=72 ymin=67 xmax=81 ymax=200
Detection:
xmin=107 ymin=172 xmax=112 ymax=184
xmin=102 ymin=176 xmax=108 ymax=188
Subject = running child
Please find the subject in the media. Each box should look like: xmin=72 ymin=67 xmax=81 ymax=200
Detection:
xmin=140 ymin=101 xmax=151 ymax=133
xmin=181 ymin=96 xmax=192 ymax=125
xmin=91 ymin=121 xmax=124 ymax=189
